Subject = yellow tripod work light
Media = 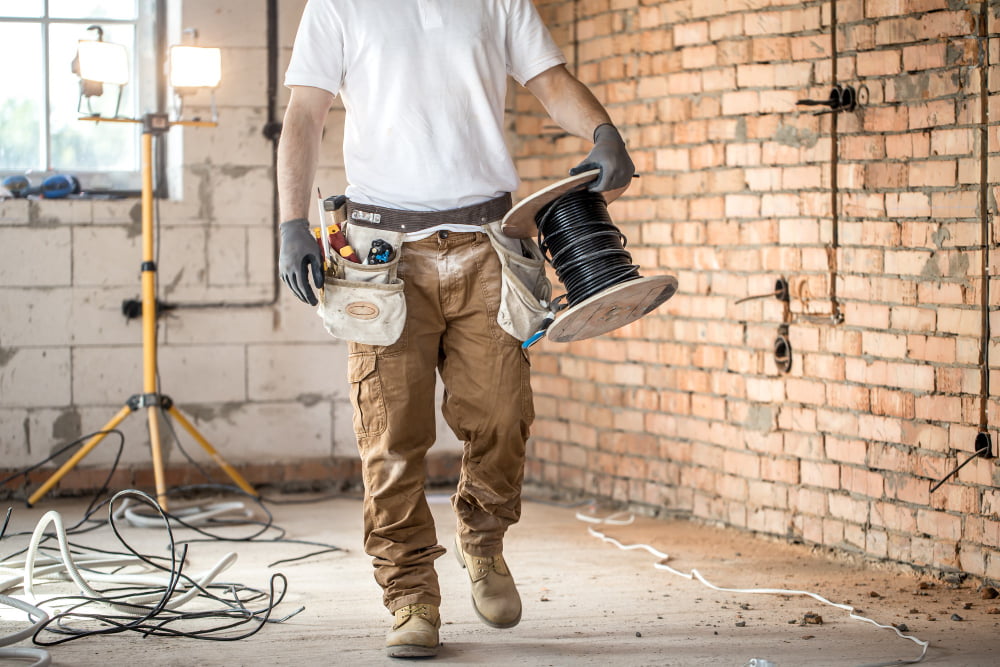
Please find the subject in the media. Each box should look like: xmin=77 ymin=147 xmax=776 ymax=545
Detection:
xmin=29 ymin=35 xmax=255 ymax=511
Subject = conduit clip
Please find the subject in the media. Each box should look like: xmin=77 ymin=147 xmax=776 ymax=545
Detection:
xmin=797 ymin=85 xmax=857 ymax=115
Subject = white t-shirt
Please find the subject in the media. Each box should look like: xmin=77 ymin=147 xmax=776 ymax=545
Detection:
xmin=285 ymin=0 xmax=566 ymax=213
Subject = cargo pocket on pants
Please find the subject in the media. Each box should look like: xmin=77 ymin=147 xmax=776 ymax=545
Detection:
xmin=347 ymin=352 xmax=387 ymax=438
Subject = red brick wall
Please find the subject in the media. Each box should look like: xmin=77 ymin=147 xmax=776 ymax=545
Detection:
xmin=516 ymin=0 xmax=1000 ymax=580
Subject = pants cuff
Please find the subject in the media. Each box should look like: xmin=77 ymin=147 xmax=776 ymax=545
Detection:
xmin=388 ymin=592 xmax=442 ymax=614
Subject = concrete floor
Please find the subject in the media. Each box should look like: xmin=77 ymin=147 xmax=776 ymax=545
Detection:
xmin=2 ymin=490 xmax=999 ymax=666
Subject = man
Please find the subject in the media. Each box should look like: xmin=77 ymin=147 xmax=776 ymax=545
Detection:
xmin=277 ymin=0 xmax=633 ymax=658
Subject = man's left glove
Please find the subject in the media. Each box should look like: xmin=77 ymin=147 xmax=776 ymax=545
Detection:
xmin=569 ymin=123 xmax=635 ymax=192
xmin=279 ymin=218 xmax=324 ymax=306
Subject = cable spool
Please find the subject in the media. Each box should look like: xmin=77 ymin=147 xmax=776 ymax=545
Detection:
xmin=502 ymin=169 xmax=678 ymax=343
xmin=536 ymin=188 xmax=640 ymax=306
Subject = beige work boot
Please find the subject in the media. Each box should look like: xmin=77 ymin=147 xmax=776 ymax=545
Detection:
xmin=385 ymin=603 xmax=441 ymax=659
xmin=454 ymin=536 xmax=522 ymax=628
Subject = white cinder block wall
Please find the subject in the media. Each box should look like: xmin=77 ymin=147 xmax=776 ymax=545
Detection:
xmin=0 ymin=0 xmax=460 ymax=482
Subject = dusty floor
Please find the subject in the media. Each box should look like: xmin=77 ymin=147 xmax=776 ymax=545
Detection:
xmin=1 ymin=489 xmax=999 ymax=666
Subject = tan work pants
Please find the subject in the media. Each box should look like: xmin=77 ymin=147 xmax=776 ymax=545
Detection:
xmin=346 ymin=230 xmax=534 ymax=612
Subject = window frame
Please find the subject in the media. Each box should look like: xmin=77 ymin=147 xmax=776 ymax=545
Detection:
xmin=0 ymin=0 xmax=164 ymax=195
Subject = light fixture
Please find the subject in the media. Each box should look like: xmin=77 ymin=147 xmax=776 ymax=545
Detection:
xmin=168 ymin=29 xmax=222 ymax=122
xmin=76 ymin=39 xmax=129 ymax=85
xmin=72 ymin=25 xmax=128 ymax=117
xmin=169 ymin=45 xmax=222 ymax=90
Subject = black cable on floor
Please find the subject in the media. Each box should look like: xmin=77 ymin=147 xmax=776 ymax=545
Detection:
xmin=26 ymin=490 xmax=299 ymax=646
xmin=1 ymin=429 xmax=126 ymax=510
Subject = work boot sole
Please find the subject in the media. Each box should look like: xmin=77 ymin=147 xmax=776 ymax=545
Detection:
xmin=454 ymin=538 xmax=522 ymax=629
xmin=386 ymin=643 xmax=439 ymax=659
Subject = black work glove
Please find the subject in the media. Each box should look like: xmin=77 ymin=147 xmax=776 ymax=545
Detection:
xmin=279 ymin=218 xmax=324 ymax=306
xmin=569 ymin=123 xmax=635 ymax=192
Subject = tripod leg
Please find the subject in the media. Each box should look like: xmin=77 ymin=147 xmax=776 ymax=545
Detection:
xmin=28 ymin=405 xmax=133 ymax=506
xmin=165 ymin=405 xmax=258 ymax=497
xmin=147 ymin=405 xmax=169 ymax=510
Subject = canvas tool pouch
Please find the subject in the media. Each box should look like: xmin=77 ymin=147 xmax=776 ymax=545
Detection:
xmin=317 ymin=225 xmax=406 ymax=346
xmin=484 ymin=221 xmax=553 ymax=341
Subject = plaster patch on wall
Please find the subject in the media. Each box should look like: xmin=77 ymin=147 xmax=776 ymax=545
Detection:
xmin=182 ymin=401 xmax=242 ymax=424
xmin=297 ymin=393 xmax=323 ymax=407
xmin=892 ymin=72 xmax=931 ymax=101
xmin=735 ymin=117 xmax=747 ymax=141
xmin=125 ymin=217 xmax=142 ymax=240
xmin=774 ymin=123 xmax=818 ymax=148
xmin=921 ymin=255 xmax=942 ymax=280
xmin=217 ymin=402 xmax=243 ymax=422
xmin=183 ymin=404 xmax=218 ymax=422
xmin=129 ymin=202 xmax=142 ymax=224
xmin=0 ymin=347 xmax=18 ymax=367
xmin=744 ymin=404 xmax=774 ymax=432
xmin=49 ymin=409 xmax=82 ymax=465
xmin=220 ymin=165 xmax=253 ymax=179
xmin=192 ymin=163 xmax=216 ymax=222
xmin=52 ymin=409 xmax=81 ymax=441
xmin=948 ymin=252 xmax=970 ymax=280
xmin=932 ymin=225 xmax=951 ymax=249
xmin=27 ymin=200 xmax=62 ymax=225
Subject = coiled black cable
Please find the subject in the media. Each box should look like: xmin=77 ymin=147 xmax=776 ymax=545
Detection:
xmin=536 ymin=188 xmax=640 ymax=306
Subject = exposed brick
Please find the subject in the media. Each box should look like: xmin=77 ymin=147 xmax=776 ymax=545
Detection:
xmin=857 ymin=49 xmax=901 ymax=76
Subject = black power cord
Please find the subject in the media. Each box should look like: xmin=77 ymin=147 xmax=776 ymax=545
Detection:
xmin=536 ymin=188 xmax=640 ymax=307
xmin=26 ymin=489 xmax=296 ymax=646
xmin=3 ymin=421 xmax=345 ymax=571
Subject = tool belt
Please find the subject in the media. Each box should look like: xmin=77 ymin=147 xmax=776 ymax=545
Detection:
xmin=319 ymin=193 xmax=550 ymax=346
xmin=344 ymin=193 xmax=512 ymax=232
xmin=318 ymin=224 xmax=407 ymax=347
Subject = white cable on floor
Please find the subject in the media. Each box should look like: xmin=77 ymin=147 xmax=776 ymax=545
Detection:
xmin=2 ymin=489 xmax=297 ymax=653
xmin=22 ymin=510 xmax=237 ymax=614
xmin=578 ymin=511 xmax=929 ymax=667
xmin=115 ymin=500 xmax=252 ymax=528
xmin=0 ymin=648 xmax=50 ymax=667
xmin=2 ymin=556 xmax=143 ymax=594
xmin=0 ymin=594 xmax=51 ymax=667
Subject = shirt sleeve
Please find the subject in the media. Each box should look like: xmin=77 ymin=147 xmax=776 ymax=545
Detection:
xmin=284 ymin=0 xmax=345 ymax=96
xmin=505 ymin=0 xmax=567 ymax=85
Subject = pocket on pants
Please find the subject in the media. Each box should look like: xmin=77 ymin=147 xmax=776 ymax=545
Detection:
xmin=347 ymin=352 xmax=387 ymax=438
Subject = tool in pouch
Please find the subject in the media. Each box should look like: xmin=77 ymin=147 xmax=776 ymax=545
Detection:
xmin=314 ymin=190 xmax=406 ymax=346
xmin=314 ymin=189 xmax=360 ymax=264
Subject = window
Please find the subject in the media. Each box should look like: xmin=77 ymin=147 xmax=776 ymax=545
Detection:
xmin=0 ymin=1 xmax=160 ymax=193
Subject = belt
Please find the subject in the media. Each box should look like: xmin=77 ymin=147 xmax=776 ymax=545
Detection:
xmin=344 ymin=193 xmax=512 ymax=233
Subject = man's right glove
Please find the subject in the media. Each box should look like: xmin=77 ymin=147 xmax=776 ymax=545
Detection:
xmin=279 ymin=218 xmax=324 ymax=306
xmin=569 ymin=123 xmax=635 ymax=192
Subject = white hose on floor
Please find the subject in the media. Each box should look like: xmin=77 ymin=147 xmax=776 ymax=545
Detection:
xmin=0 ymin=594 xmax=51 ymax=667
xmin=2 ymin=556 xmax=143 ymax=594
xmin=22 ymin=510 xmax=237 ymax=614
xmin=578 ymin=511 xmax=929 ymax=667
xmin=115 ymin=500 xmax=252 ymax=528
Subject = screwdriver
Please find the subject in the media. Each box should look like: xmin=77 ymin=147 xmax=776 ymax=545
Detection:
xmin=316 ymin=188 xmax=361 ymax=263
